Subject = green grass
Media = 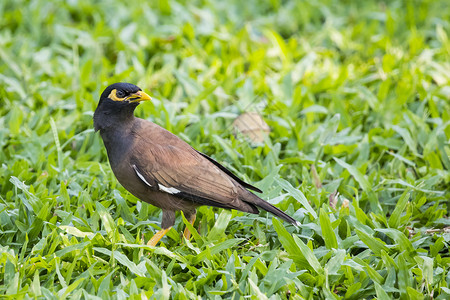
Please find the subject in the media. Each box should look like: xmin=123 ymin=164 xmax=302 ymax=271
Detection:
xmin=1 ymin=0 xmax=449 ymax=298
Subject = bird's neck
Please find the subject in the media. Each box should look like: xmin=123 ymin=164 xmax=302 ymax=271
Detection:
xmin=93 ymin=99 xmax=139 ymax=132
xmin=94 ymin=105 xmax=138 ymax=167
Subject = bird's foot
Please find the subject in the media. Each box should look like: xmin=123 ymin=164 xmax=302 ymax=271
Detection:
xmin=183 ymin=214 xmax=196 ymax=241
xmin=147 ymin=227 xmax=171 ymax=247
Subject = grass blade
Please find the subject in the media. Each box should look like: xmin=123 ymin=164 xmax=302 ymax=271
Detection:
xmin=319 ymin=208 xmax=338 ymax=249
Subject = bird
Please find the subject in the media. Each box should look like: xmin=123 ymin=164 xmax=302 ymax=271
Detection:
xmin=93 ymin=82 xmax=298 ymax=246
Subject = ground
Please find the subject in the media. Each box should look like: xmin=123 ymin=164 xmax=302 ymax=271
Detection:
xmin=0 ymin=0 xmax=449 ymax=299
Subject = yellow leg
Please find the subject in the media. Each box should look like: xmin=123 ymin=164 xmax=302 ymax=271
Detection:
xmin=147 ymin=227 xmax=171 ymax=247
xmin=183 ymin=214 xmax=196 ymax=241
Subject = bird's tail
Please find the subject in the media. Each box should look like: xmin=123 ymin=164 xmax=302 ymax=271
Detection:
xmin=242 ymin=190 xmax=299 ymax=226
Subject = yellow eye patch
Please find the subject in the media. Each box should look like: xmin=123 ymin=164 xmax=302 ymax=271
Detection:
xmin=108 ymin=89 xmax=126 ymax=101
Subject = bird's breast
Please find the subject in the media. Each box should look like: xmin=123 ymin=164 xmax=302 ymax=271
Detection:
xmin=100 ymin=129 xmax=135 ymax=168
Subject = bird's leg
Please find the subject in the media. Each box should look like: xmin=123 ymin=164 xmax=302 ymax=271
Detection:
xmin=147 ymin=227 xmax=171 ymax=247
xmin=147 ymin=210 xmax=175 ymax=247
xmin=183 ymin=211 xmax=196 ymax=241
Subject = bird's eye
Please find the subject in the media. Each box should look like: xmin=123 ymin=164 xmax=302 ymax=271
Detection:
xmin=116 ymin=90 xmax=126 ymax=98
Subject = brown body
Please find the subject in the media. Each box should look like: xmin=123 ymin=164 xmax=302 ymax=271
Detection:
xmin=94 ymin=83 xmax=297 ymax=245
xmin=100 ymin=118 xmax=262 ymax=227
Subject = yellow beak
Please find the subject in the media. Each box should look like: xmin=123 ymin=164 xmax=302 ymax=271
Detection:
xmin=128 ymin=91 xmax=152 ymax=103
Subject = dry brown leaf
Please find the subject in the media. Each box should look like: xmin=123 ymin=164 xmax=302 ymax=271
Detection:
xmin=233 ymin=112 xmax=270 ymax=143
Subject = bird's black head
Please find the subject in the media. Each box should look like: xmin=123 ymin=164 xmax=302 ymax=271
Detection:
xmin=99 ymin=82 xmax=151 ymax=104
xmin=94 ymin=82 xmax=152 ymax=132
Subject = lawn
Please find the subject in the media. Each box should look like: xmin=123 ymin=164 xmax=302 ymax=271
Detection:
xmin=0 ymin=0 xmax=449 ymax=298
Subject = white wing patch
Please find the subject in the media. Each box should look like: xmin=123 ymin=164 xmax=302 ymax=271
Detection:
xmin=132 ymin=165 xmax=152 ymax=187
xmin=158 ymin=184 xmax=180 ymax=194
xmin=132 ymin=164 xmax=180 ymax=194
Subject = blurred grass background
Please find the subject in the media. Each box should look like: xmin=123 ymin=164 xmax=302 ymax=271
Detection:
xmin=0 ymin=0 xmax=449 ymax=298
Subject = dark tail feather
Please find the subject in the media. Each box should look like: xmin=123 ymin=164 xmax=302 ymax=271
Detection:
xmin=243 ymin=191 xmax=300 ymax=226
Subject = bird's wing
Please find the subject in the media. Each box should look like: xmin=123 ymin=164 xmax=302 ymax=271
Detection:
xmin=194 ymin=150 xmax=262 ymax=193
xmin=129 ymin=120 xmax=258 ymax=213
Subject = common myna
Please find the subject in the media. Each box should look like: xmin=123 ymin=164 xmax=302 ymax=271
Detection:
xmin=94 ymin=82 xmax=298 ymax=246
